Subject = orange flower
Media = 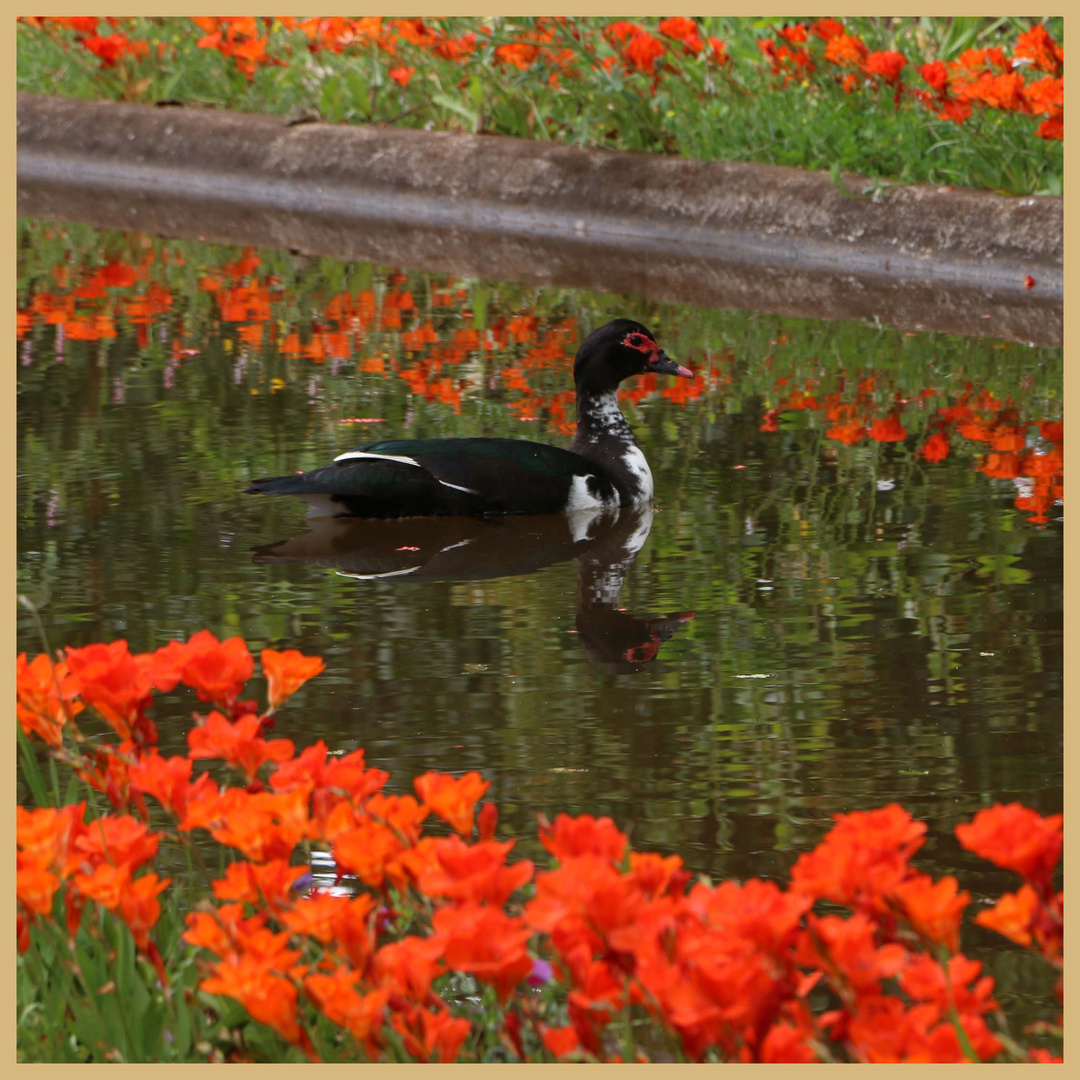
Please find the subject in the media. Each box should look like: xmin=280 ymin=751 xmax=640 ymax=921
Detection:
xmin=791 ymin=804 xmax=926 ymax=913
xmin=411 ymin=835 xmax=534 ymax=905
xmin=891 ymin=873 xmax=969 ymax=953
xmin=70 ymin=813 xmax=161 ymax=876
xmin=811 ymin=18 xmax=845 ymax=41
xmin=658 ymin=18 xmax=703 ymax=56
xmin=260 ymin=647 xmax=325 ymax=711
xmin=495 ymin=42 xmax=540 ymax=69
xmin=974 ymin=884 xmax=1039 ymax=947
xmin=188 ymin=711 xmax=294 ymax=780
xmin=796 ymin=911 xmax=906 ymax=993
xmin=603 ymin=21 xmax=644 ymax=47
xmin=624 ymin=31 xmax=666 ymax=74
xmin=119 ymin=871 xmax=171 ymax=949
xmin=304 ymin=966 xmax=388 ymax=1047
xmin=270 ymin=740 xmax=388 ymax=822
xmin=824 ymin=32 xmax=868 ymax=67
xmin=128 ymin=752 xmax=193 ymax=817
xmin=205 ymin=787 xmax=312 ymax=863
xmin=64 ymin=639 xmax=156 ymax=743
xmin=1013 ymin=25 xmax=1063 ymax=75
xmin=201 ymin=954 xmax=304 ymax=1046
xmin=178 ymin=630 xmax=254 ymax=709
xmin=212 ymin=857 xmax=310 ymax=909
xmin=82 ymin=32 xmax=148 ymax=68
xmin=333 ymin=817 xmax=404 ymax=887
xmin=414 ymin=770 xmax=490 ymax=834
xmin=432 ymin=902 xmax=534 ymax=1000
xmin=388 ymin=65 xmax=415 ymax=87
xmin=539 ymin=813 xmax=628 ymax=863
xmin=920 ymin=60 xmax=949 ymax=92
xmin=391 ymin=1004 xmax=472 ymax=1063
xmin=707 ymin=37 xmax=729 ymax=66
xmin=372 ymin=935 xmax=446 ymax=1002
xmin=955 ymin=803 xmax=1062 ymax=891
xmin=864 ymin=50 xmax=907 ymax=84
xmin=17 ymin=652 xmax=84 ymax=747
xmin=542 ymin=1024 xmax=581 ymax=1059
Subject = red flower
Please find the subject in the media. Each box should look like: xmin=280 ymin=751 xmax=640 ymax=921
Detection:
xmin=955 ymin=803 xmax=1062 ymax=892
xmin=64 ymin=640 xmax=156 ymax=743
xmin=539 ymin=812 xmax=628 ymax=863
xmin=658 ymin=18 xmax=703 ymax=56
xmin=188 ymin=711 xmax=294 ymax=781
xmin=82 ymin=33 xmax=148 ymax=68
xmin=864 ymin=50 xmax=907 ymax=84
xmin=17 ymin=652 xmax=84 ymax=747
xmin=260 ymin=647 xmax=325 ymax=711
xmin=707 ymin=37 xmax=729 ymax=67
xmin=624 ymin=32 xmax=666 ymax=74
xmin=495 ymin=43 xmax=540 ymax=69
xmin=891 ymin=873 xmax=969 ymax=953
xmin=414 ymin=770 xmax=490 ymax=834
xmin=179 ymin=630 xmax=254 ymax=709
xmin=432 ymin=902 xmax=534 ymax=1001
xmin=811 ymin=19 xmax=845 ymax=42
xmin=824 ymin=33 xmax=868 ymax=67
xmin=1013 ymin=25 xmax=1063 ymax=75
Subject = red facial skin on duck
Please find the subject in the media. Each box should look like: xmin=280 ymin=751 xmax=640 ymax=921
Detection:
xmin=620 ymin=332 xmax=695 ymax=378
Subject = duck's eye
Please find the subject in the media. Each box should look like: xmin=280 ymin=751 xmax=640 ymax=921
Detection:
xmin=628 ymin=335 xmax=643 ymax=347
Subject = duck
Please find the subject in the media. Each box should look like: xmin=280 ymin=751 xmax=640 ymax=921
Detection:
xmin=245 ymin=318 xmax=693 ymax=518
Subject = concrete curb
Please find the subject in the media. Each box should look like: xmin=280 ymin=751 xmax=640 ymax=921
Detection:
xmin=17 ymin=93 xmax=1062 ymax=346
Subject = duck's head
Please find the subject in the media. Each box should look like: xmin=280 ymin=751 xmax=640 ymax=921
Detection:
xmin=574 ymin=319 xmax=694 ymax=392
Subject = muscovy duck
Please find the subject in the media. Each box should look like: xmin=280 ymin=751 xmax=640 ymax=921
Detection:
xmin=246 ymin=319 xmax=693 ymax=518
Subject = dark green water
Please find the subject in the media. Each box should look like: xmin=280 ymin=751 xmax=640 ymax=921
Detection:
xmin=17 ymin=220 xmax=1063 ymax=1018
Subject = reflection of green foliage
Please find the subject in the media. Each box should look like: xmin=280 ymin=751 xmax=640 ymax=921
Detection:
xmin=17 ymin=220 xmax=1062 ymax=1029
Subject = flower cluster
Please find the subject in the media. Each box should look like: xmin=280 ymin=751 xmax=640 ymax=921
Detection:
xmin=757 ymin=19 xmax=1063 ymax=138
xmin=759 ymin=369 xmax=1064 ymax=527
xmin=21 ymin=16 xmax=1063 ymax=143
xmin=17 ymin=633 xmax=1064 ymax=1062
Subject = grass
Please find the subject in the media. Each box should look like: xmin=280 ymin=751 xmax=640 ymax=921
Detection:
xmin=16 ymin=15 xmax=1064 ymax=196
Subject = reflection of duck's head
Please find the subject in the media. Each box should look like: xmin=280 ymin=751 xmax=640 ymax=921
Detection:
xmin=573 ymin=505 xmax=694 ymax=674
xmin=252 ymin=503 xmax=692 ymax=671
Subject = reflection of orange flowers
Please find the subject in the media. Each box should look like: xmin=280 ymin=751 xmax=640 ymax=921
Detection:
xmin=918 ymin=433 xmax=950 ymax=462
xmin=868 ymin=412 xmax=907 ymax=442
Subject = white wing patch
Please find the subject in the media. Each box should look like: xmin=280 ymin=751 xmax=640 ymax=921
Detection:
xmin=333 ymin=450 xmax=423 ymax=467
xmin=564 ymin=474 xmax=618 ymax=514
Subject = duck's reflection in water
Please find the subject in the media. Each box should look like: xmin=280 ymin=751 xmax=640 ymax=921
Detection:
xmin=252 ymin=505 xmax=693 ymax=673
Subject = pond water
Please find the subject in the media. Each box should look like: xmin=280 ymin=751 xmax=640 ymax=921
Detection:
xmin=17 ymin=219 xmax=1063 ymax=1018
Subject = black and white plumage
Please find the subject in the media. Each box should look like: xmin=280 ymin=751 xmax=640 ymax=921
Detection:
xmin=245 ymin=319 xmax=694 ymax=519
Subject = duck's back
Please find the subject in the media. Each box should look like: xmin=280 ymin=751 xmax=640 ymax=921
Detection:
xmin=247 ymin=437 xmax=620 ymax=518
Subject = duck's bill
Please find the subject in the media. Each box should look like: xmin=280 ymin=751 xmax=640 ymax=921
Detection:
xmin=648 ymin=351 xmax=695 ymax=378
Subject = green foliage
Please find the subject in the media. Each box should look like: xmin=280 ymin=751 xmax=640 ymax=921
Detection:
xmin=16 ymin=16 xmax=1064 ymax=195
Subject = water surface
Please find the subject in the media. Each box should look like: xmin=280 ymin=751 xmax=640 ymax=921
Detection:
xmin=16 ymin=220 xmax=1063 ymax=1018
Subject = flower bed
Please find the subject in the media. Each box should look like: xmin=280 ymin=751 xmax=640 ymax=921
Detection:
xmin=16 ymin=16 xmax=1063 ymax=196
xmin=17 ymin=631 xmax=1063 ymax=1062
